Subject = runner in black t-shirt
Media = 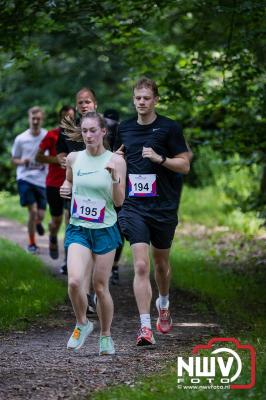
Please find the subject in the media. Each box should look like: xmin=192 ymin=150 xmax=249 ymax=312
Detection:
xmin=56 ymin=87 xmax=98 ymax=161
xmin=115 ymin=78 xmax=190 ymax=346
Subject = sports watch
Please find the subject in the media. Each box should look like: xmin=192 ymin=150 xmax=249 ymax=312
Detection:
xmin=160 ymin=154 xmax=166 ymax=165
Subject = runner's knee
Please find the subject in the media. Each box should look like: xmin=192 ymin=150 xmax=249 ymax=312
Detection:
xmin=37 ymin=210 xmax=45 ymax=221
xmin=94 ymin=279 xmax=108 ymax=297
xmin=68 ymin=277 xmax=82 ymax=292
xmin=50 ymin=216 xmax=62 ymax=230
xmin=134 ymin=259 xmax=149 ymax=277
xmin=154 ymin=258 xmax=169 ymax=274
xmin=29 ymin=208 xmax=38 ymax=221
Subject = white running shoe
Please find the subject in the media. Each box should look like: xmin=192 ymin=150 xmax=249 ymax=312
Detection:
xmin=67 ymin=320 xmax=93 ymax=350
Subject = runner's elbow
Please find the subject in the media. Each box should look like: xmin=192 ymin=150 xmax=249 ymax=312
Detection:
xmin=182 ymin=162 xmax=190 ymax=175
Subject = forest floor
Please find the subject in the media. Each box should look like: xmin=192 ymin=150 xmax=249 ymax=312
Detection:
xmin=0 ymin=217 xmax=222 ymax=400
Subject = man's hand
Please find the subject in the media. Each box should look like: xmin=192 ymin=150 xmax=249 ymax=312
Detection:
xmin=23 ymin=158 xmax=31 ymax=167
xmin=57 ymin=153 xmax=67 ymax=169
xmin=142 ymin=147 xmax=162 ymax=164
xmin=115 ymin=144 xmax=125 ymax=158
xmin=60 ymin=181 xmax=72 ymax=199
xmin=12 ymin=157 xmax=30 ymax=167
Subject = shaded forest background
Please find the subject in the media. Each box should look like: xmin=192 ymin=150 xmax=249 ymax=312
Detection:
xmin=0 ymin=0 xmax=265 ymax=221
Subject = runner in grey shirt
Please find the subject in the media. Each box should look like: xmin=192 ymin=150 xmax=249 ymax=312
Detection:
xmin=12 ymin=106 xmax=47 ymax=254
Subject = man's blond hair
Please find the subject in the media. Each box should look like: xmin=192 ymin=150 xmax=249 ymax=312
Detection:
xmin=28 ymin=106 xmax=44 ymax=116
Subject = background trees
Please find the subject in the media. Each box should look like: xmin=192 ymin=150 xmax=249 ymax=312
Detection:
xmin=0 ymin=0 xmax=265 ymax=219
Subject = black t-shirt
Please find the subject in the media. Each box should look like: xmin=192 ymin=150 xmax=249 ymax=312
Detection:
xmin=56 ymin=116 xmax=85 ymax=155
xmin=56 ymin=117 xmax=116 ymax=154
xmin=115 ymin=114 xmax=188 ymax=222
xmin=105 ymin=120 xmax=119 ymax=152
xmin=56 ymin=132 xmax=85 ymax=154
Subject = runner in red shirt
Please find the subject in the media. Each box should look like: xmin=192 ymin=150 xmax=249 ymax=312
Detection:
xmin=36 ymin=106 xmax=75 ymax=259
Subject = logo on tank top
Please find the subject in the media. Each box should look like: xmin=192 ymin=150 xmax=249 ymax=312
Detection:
xmin=77 ymin=169 xmax=99 ymax=176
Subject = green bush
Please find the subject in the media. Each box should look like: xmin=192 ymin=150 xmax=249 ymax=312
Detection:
xmin=186 ymin=146 xmax=264 ymax=229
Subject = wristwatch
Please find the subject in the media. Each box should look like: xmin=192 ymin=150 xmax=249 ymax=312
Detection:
xmin=160 ymin=154 xmax=166 ymax=165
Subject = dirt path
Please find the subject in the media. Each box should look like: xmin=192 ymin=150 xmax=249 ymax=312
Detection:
xmin=0 ymin=218 xmax=221 ymax=400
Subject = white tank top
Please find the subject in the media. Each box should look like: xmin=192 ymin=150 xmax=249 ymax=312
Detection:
xmin=70 ymin=150 xmax=117 ymax=229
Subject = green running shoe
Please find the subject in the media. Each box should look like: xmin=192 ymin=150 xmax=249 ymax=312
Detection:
xmin=99 ymin=336 xmax=115 ymax=355
xmin=67 ymin=320 xmax=93 ymax=351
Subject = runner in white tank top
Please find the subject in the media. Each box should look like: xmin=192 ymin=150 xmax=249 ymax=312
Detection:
xmin=60 ymin=112 xmax=126 ymax=355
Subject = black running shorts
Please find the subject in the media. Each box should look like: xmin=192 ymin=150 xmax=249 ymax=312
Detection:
xmin=118 ymin=209 xmax=177 ymax=249
xmin=46 ymin=186 xmax=64 ymax=217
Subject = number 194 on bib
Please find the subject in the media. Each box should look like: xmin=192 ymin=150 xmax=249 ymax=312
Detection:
xmin=128 ymin=174 xmax=157 ymax=197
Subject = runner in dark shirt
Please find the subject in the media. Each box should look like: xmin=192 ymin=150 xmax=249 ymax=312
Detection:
xmin=115 ymin=77 xmax=190 ymax=346
xmin=116 ymin=114 xmax=188 ymax=222
xmin=56 ymin=87 xmax=98 ymax=160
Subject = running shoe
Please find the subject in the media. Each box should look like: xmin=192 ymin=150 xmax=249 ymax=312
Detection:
xmin=36 ymin=222 xmax=45 ymax=236
xmin=27 ymin=244 xmax=39 ymax=255
xmin=110 ymin=266 xmax=119 ymax=285
xmin=60 ymin=264 xmax=68 ymax=275
xmin=136 ymin=326 xmax=156 ymax=346
xmin=49 ymin=235 xmax=59 ymax=259
xmin=99 ymin=336 xmax=115 ymax=355
xmin=67 ymin=320 xmax=94 ymax=350
xmin=156 ymin=298 xmax=173 ymax=334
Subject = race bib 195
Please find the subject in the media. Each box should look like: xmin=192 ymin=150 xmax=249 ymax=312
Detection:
xmin=128 ymin=174 xmax=157 ymax=197
xmin=72 ymin=195 xmax=106 ymax=223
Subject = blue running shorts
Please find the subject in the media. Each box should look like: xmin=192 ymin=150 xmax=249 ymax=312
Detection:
xmin=65 ymin=223 xmax=122 ymax=255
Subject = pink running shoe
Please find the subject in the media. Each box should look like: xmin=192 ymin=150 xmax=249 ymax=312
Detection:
xmin=136 ymin=326 xmax=156 ymax=346
xmin=156 ymin=298 xmax=173 ymax=334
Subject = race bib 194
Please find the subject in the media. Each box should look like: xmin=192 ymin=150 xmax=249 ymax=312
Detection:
xmin=72 ymin=195 xmax=106 ymax=223
xmin=128 ymin=174 xmax=157 ymax=197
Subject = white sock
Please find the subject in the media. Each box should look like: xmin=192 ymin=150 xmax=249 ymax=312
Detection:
xmin=159 ymin=294 xmax=169 ymax=309
xmin=140 ymin=314 xmax=151 ymax=329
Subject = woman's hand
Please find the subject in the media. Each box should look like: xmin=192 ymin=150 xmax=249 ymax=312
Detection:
xmin=105 ymin=160 xmax=119 ymax=183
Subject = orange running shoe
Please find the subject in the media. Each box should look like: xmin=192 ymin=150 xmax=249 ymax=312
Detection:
xmin=136 ymin=326 xmax=156 ymax=346
xmin=156 ymin=298 xmax=173 ymax=334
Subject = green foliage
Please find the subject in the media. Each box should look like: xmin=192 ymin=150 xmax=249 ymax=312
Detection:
xmin=0 ymin=0 xmax=265 ymax=214
xmin=180 ymin=186 xmax=262 ymax=235
xmin=0 ymin=238 xmax=66 ymax=330
xmin=184 ymin=147 xmax=265 ymax=227
xmin=190 ymin=147 xmax=223 ymax=187
xmin=0 ymin=192 xmax=28 ymax=224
